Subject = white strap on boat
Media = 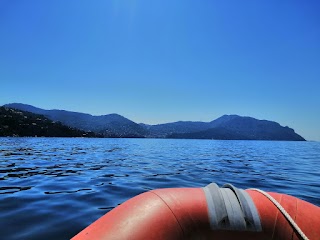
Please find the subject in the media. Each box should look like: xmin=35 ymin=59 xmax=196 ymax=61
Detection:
xmin=249 ymin=188 xmax=309 ymax=240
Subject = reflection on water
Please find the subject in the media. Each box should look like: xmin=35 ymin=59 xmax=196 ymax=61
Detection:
xmin=0 ymin=138 xmax=319 ymax=240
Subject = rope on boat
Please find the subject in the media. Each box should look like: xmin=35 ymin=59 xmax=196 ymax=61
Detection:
xmin=249 ymin=188 xmax=309 ymax=240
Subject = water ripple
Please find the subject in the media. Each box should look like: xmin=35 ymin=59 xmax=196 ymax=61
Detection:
xmin=0 ymin=138 xmax=319 ymax=240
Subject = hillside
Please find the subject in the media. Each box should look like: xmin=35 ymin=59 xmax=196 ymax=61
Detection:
xmin=4 ymin=103 xmax=146 ymax=138
xmin=0 ymin=107 xmax=101 ymax=137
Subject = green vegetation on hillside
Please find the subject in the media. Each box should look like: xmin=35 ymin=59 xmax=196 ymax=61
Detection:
xmin=0 ymin=107 xmax=101 ymax=137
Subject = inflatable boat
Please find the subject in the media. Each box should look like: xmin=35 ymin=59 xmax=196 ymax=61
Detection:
xmin=72 ymin=183 xmax=320 ymax=240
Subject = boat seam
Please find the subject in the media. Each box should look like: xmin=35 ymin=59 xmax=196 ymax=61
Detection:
xmin=272 ymin=194 xmax=282 ymax=240
xmin=291 ymin=198 xmax=298 ymax=240
xmin=149 ymin=191 xmax=185 ymax=237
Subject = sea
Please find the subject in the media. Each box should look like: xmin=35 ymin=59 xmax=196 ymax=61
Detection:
xmin=0 ymin=137 xmax=319 ymax=240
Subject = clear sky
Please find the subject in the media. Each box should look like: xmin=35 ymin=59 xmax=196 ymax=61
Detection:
xmin=1 ymin=0 xmax=319 ymax=141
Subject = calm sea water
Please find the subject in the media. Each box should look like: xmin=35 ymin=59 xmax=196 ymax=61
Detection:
xmin=0 ymin=137 xmax=319 ymax=240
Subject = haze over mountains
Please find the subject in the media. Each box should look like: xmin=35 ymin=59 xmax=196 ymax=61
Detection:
xmin=3 ymin=103 xmax=305 ymax=141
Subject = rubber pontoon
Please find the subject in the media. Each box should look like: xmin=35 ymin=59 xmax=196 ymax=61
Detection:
xmin=72 ymin=183 xmax=320 ymax=240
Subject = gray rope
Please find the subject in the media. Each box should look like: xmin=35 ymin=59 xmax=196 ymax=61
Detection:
xmin=249 ymin=188 xmax=309 ymax=240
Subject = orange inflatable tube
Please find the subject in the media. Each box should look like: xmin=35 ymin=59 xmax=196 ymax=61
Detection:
xmin=72 ymin=185 xmax=320 ymax=240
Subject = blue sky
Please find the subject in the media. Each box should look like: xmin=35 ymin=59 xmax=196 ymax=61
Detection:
xmin=1 ymin=0 xmax=319 ymax=140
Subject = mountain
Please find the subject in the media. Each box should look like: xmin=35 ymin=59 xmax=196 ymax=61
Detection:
xmin=168 ymin=115 xmax=305 ymax=141
xmin=141 ymin=121 xmax=210 ymax=138
xmin=168 ymin=127 xmax=250 ymax=140
xmin=3 ymin=103 xmax=306 ymax=141
xmin=4 ymin=103 xmax=146 ymax=138
xmin=0 ymin=107 xmax=100 ymax=137
xmin=141 ymin=115 xmax=242 ymax=138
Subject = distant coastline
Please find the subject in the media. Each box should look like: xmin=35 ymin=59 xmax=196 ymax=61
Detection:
xmin=1 ymin=103 xmax=306 ymax=141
